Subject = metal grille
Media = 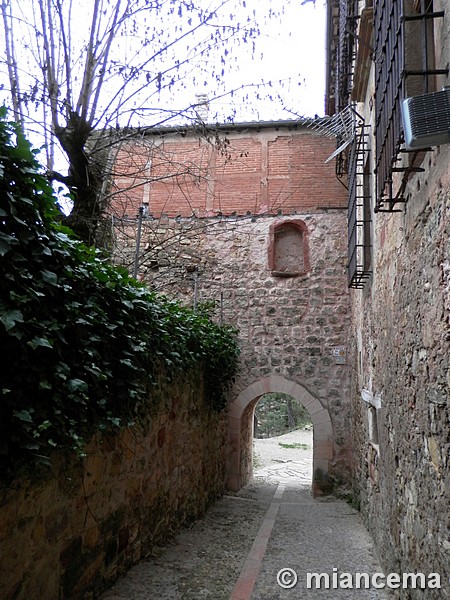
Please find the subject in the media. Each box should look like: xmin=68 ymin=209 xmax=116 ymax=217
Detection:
xmin=333 ymin=0 xmax=359 ymax=179
xmin=348 ymin=115 xmax=372 ymax=288
xmin=373 ymin=0 xmax=447 ymax=211
xmin=337 ymin=0 xmax=358 ymax=112
xmin=373 ymin=0 xmax=405 ymax=211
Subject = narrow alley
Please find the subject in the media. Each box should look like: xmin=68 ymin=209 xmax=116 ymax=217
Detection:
xmin=101 ymin=432 xmax=389 ymax=599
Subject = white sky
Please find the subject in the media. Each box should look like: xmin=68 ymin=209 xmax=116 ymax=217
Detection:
xmin=0 ymin=0 xmax=327 ymax=166
xmin=144 ymin=0 xmax=327 ymax=123
xmin=211 ymin=0 xmax=327 ymax=121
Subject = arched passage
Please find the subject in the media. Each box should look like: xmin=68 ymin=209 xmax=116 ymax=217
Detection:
xmin=226 ymin=375 xmax=334 ymax=496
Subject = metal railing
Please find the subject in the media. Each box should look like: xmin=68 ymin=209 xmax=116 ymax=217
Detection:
xmin=347 ymin=114 xmax=372 ymax=288
xmin=373 ymin=0 xmax=447 ymax=211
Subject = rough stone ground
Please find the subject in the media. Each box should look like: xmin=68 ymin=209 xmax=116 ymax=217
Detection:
xmin=253 ymin=427 xmax=314 ymax=484
xmin=101 ymin=430 xmax=389 ymax=599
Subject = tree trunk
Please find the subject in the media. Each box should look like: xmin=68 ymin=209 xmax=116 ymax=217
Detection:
xmin=55 ymin=113 xmax=103 ymax=245
xmin=286 ymin=397 xmax=296 ymax=429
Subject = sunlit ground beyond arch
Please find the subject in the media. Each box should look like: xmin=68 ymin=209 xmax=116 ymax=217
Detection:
xmin=252 ymin=392 xmax=313 ymax=485
xmin=227 ymin=376 xmax=334 ymax=495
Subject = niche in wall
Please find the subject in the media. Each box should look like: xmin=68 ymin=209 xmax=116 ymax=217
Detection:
xmin=268 ymin=220 xmax=310 ymax=277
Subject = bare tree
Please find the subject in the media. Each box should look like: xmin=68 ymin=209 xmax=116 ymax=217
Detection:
xmin=0 ymin=0 xmax=287 ymax=244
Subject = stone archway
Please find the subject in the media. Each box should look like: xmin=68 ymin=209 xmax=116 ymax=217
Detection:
xmin=226 ymin=375 xmax=334 ymax=496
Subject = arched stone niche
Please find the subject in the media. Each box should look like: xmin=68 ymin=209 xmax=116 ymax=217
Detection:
xmin=268 ymin=219 xmax=310 ymax=277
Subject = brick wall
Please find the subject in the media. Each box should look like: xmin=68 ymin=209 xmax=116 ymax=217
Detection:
xmin=109 ymin=125 xmax=347 ymax=219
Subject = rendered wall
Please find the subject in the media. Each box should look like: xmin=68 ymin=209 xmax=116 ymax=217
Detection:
xmin=0 ymin=371 xmax=227 ymax=600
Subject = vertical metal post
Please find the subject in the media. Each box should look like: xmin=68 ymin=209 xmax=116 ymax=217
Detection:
xmin=220 ymin=291 xmax=224 ymax=325
xmin=133 ymin=206 xmax=144 ymax=279
xmin=193 ymin=268 xmax=199 ymax=312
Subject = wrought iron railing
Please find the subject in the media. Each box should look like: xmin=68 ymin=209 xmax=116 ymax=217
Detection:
xmin=373 ymin=0 xmax=447 ymax=211
xmin=347 ymin=114 xmax=372 ymax=288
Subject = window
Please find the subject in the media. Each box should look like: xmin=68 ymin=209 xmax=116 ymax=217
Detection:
xmin=373 ymin=0 xmax=447 ymax=211
xmin=268 ymin=220 xmax=309 ymax=277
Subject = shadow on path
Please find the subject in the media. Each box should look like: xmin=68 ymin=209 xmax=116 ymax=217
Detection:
xmin=101 ymin=469 xmax=388 ymax=599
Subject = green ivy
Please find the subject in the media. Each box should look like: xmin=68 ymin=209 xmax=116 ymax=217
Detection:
xmin=0 ymin=109 xmax=240 ymax=481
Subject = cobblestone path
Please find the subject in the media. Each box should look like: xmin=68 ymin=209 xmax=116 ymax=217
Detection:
xmin=101 ymin=451 xmax=389 ymax=599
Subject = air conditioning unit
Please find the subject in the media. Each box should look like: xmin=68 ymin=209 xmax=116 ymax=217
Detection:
xmin=401 ymin=88 xmax=450 ymax=150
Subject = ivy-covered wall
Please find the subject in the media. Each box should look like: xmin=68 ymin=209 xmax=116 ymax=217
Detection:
xmin=0 ymin=113 xmax=239 ymax=598
xmin=0 ymin=370 xmax=227 ymax=600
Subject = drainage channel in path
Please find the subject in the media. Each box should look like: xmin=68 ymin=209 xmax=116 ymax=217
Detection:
xmin=101 ymin=432 xmax=388 ymax=599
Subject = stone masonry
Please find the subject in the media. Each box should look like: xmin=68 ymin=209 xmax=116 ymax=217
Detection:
xmin=350 ymin=140 xmax=450 ymax=597
xmin=326 ymin=0 xmax=450 ymax=595
xmin=0 ymin=371 xmax=227 ymax=600
xmin=110 ymin=123 xmax=353 ymax=494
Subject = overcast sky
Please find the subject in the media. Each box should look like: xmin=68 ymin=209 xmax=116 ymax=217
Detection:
xmin=211 ymin=0 xmax=327 ymax=122
xmin=0 ymin=0 xmax=327 ymax=177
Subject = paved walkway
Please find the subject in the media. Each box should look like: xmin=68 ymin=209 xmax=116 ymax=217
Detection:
xmin=101 ymin=435 xmax=389 ymax=599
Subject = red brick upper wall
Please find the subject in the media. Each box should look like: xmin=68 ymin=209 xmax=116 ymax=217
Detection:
xmin=109 ymin=125 xmax=347 ymax=218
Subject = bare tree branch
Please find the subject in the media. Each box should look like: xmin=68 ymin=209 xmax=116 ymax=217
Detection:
xmin=0 ymin=0 xmax=287 ymax=244
xmin=76 ymin=0 xmax=102 ymax=121
xmin=56 ymin=0 xmax=73 ymax=111
xmin=37 ymin=0 xmax=60 ymax=129
xmin=88 ymin=0 xmax=126 ymax=126
xmin=1 ymin=0 xmax=23 ymax=123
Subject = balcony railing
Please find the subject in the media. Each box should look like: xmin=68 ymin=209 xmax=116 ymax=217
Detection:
xmin=373 ymin=0 xmax=447 ymax=211
xmin=348 ymin=114 xmax=372 ymax=288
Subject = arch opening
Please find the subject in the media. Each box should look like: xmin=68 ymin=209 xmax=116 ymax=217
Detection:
xmin=253 ymin=392 xmax=313 ymax=485
xmin=226 ymin=376 xmax=334 ymax=496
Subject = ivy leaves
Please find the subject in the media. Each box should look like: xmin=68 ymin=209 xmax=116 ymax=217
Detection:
xmin=0 ymin=114 xmax=239 ymax=482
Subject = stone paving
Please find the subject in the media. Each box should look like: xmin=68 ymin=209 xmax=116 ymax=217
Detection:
xmin=101 ymin=433 xmax=389 ymax=599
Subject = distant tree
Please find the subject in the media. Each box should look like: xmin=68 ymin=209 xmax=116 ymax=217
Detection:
xmin=254 ymin=393 xmax=312 ymax=438
xmin=0 ymin=0 xmax=285 ymax=244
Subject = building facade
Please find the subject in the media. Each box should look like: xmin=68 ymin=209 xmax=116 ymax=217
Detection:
xmin=109 ymin=122 xmax=352 ymax=495
xmin=327 ymin=0 xmax=449 ymax=594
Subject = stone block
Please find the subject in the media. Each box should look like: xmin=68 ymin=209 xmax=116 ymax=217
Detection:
xmin=267 ymin=374 xmax=287 ymax=391
xmin=313 ymin=420 xmax=333 ymax=439
xmin=314 ymin=440 xmax=334 ymax=460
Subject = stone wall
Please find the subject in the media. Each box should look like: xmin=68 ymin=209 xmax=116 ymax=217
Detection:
xmin=114 ymin=209 xmax=353 ymax=489
xmin=0 ymin=371 xmax=227 ymax=600
xmin=351 ymin=142 xmax=450 ymax=597
xmin=347 ymin=19 xmax=450 ymax=591
xmin=109 ymin=123 xmax=353 ymax=492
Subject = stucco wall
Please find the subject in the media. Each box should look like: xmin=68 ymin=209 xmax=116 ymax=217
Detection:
xmin=0 ymin=371 xmax=227 ymax=600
